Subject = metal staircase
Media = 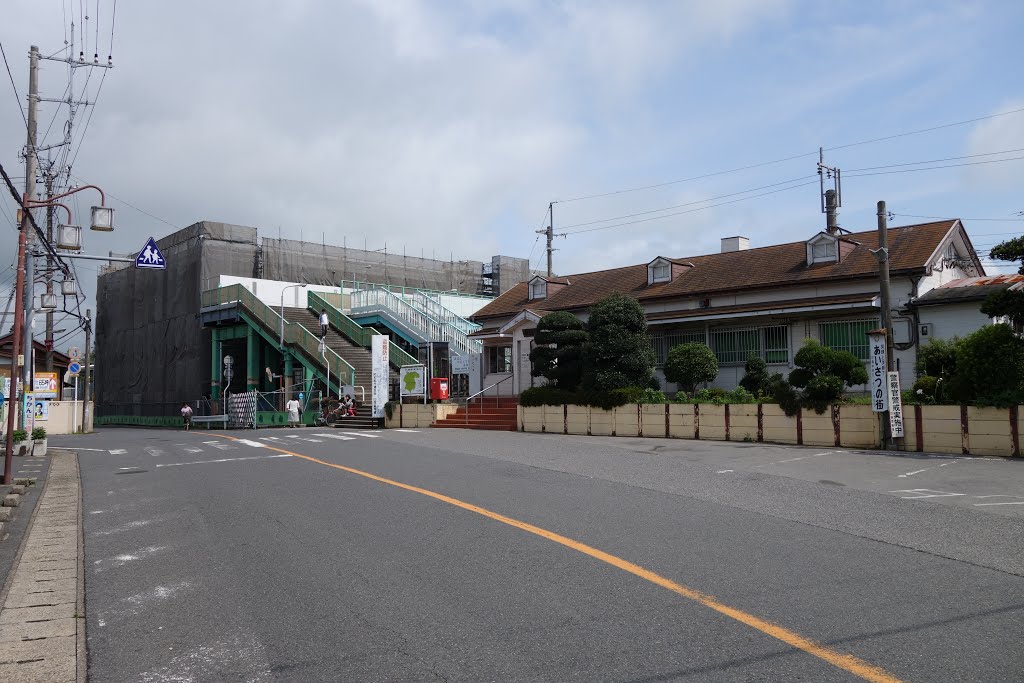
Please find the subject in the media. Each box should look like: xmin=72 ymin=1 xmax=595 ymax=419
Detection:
xmin=349 ymin=287 xmax=482 ymax=357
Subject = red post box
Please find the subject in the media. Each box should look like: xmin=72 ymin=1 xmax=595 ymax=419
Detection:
xmin=430 ymin=377 xmax=450 ymax=400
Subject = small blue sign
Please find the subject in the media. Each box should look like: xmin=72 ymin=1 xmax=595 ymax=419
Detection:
xmin=68 ymin=361 xmax=82 ymax=375
xmin=135 ymin=237 xmax=166 ymax=270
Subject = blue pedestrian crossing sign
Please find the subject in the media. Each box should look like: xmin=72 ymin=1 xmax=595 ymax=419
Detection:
xmin=135 ymin=237 xmax=166 ymax=269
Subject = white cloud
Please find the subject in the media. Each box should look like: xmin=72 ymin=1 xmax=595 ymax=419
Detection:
xmin=965 ymin=100 xmax=1024 ymax=190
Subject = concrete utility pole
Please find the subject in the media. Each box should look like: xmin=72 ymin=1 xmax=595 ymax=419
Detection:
xmin=535 ymin=202 xmax=558 ymax=278
xmin=44 ymin=171 xmax=54 ymax=372
xmin=876 ymin=200 xmax=896 ymax=448
xmin=5 ymin=45 xmax=40 ymax=484
xmin=22 ymin=46 xmax=40 ymax=414
xmin=82 ymin=308 xmax=91 ymax=432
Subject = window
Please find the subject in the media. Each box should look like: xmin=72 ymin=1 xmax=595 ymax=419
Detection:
xmin=819 ymin=319 xmax=879 ymax=360
xmin=811 ymin=240 xmax=837 ymax=262
xmin=487 ymin=346 xmax=512 ymax=374
xmin=709 ymin=325 xmax=790 ymax=365
xmin=651 ymin=261 xmax=671 ymax=283
xmin=650 ymin=330 xmax=706 ymax=366
xmin=529 ymin=280 xmax=546 ymax=300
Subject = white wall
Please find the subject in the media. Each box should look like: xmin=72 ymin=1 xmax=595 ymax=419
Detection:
xmin=919 ymin=302 xmax=997 ymax=341
xmin=217 ymin=275 xmax=343 ymax=309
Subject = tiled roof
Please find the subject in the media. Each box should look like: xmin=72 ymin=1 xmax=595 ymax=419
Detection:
xmin=473 ymin=221 xmax=959 ymax=320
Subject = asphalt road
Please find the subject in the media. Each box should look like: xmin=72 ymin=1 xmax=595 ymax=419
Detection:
xmin=54 ymin=427 xmax=1024 ymax=682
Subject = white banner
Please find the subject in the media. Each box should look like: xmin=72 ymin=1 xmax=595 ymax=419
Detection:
xmin=371 ymin=335 xmax=390 ymax=418
xmin=887 ymin=371 xmax=904 ymax=438
xmin=400 ymin=364 xmax=426 ymax=397
xmin=869 ymin=336 xmax=887 ymax=413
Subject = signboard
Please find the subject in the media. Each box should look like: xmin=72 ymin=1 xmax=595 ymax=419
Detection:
xmin=400 ymin=365 xmax=426 ymax=397
xmin=135 ymin=236 xmax=166 ymax=269
xmin=451 ymin=354 xmax=470 ymax=375
xmin=24 ymin=392 xmax=33 ymax=432
xmin=33 ymin=399 xmax=49 ymax=421
xmin=869 ymin=335 xmax=887 ymax=412
xmin=887 ymin=371 xmax=905 ymax=438
xmin=34 ymin=372 xmax=59 ymax=399
xmin=370 ymin=335 xmax=390 ymax=419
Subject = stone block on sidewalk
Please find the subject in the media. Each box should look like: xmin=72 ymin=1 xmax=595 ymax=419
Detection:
xmin=1 ymin=495 xmax=18 ymax=507
xmin=13 ymin=478 xmax=36 ymax=486
xmin=0 ymin=507 xmax=10 ymax=522
xmin=9 ymin=485 xmax=24 ymax=495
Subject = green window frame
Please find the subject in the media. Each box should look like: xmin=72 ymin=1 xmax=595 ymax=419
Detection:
xmin=818 ymin=319 xmax=879 ymax=360
xmin=709 ymin=325 xmax=790 ymax=365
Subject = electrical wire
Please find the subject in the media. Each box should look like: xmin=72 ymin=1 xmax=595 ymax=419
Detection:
xmin=0 ymin=40 xmax=28 ymax=130
xmin=560 ymin=175 xmax=818 ymax=230
xmin=846 ymin=155 xmax=1024 ymax=178
xmin=893 ymin=214 xmax=1024 ymax=224
xmin=563 ymin=180 xmax=818 ymax=236
xmin=67 ymin=68 xmax=107 ymax=170
xmin=846 ymin=148 xmax=1024 ymax=173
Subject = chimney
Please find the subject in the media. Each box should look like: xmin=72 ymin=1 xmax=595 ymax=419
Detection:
xmin=721 ymin=236 xmax=750 ymax=253
xmin=825 ymin=189 xmax=839 ymax=234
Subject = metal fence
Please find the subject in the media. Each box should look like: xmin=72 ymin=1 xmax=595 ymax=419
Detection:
xmin=819 ymin=318 xmax=879 ymax=360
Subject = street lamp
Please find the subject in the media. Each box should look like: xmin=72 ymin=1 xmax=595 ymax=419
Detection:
xmin=279 ymin=283 xmax=304 ymax=348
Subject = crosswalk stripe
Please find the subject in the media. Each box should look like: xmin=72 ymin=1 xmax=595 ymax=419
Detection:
xmin=393 ymin=429 xmax=419 ymax=433
xmin=313 ymin=433 xmax=356 ymax=441
xmin=340 ymin=432 xmax=380 ymax=438
xmin=236 ymin=439 xmax=265 ymax=448
xmin=108 ymin=449 xmax=126 ymax=455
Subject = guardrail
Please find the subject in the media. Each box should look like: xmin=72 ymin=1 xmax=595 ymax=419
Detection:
xmin=350 ymin=287 xmax=480 ymax=357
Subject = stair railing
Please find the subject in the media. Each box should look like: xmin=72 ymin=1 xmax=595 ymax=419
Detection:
xmin=350 ymin=287 xmax=481 ymax=356
xmin=463 ymin=374 xmax=514 ymax=425
xmin=309 ymin=290 xmax=418 ymax=368
xmin=202 ymin=284 xmax=355 ymax=388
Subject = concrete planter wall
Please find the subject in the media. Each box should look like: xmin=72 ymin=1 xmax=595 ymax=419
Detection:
xmin=514 ymin=402 xmax=1023 ymax=457
xmin=384 ymin=403 xmax=458 ymax=429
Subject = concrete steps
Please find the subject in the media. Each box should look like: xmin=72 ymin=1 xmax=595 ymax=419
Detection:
xmin=432 ymin=399 xmax=519 ymax=431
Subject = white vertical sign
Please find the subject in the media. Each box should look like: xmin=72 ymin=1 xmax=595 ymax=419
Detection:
xmin=869 ymin=335 xmax=887 ymax=413
xmin=887 ymin=371 xmax=904 ymax=438
xmin=371 ymin=335 xmax=390 ymax=419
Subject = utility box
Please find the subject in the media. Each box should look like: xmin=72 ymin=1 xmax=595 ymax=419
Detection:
xmin=430 ymin=377 xmax=450 ymax=401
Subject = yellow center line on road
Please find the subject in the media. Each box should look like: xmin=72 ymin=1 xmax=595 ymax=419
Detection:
xmin=196 ymin=431 xmax=901 ymax=683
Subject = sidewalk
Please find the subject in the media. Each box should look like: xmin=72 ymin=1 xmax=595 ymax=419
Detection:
xmin=0 ymin=450 xmax=84 ymax=682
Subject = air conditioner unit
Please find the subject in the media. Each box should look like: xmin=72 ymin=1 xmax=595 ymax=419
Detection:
xmin=919 ymin=323 xmax=933 ymax=338
xmin=699 ymin=298 xmax=711 ymax=309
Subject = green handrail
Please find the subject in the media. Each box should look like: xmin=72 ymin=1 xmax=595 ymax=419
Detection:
xmin=308 ymin=291 xmax=418 ymax=368
xmin=202 ymin=285 xmax=355 ymax=386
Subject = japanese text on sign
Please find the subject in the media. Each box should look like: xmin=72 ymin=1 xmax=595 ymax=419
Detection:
xmin=870 ymin=336 xmax=887 ymax=413
xmin=887 ymin=371 xmax=904 ymax=438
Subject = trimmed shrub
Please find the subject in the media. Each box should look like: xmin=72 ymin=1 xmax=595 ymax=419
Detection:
xmin=31 ymin=427 xmax=46 ymax=440
xmin=581 ymin=294 xmax=656 ymax=391
xmin=954 ymin=324 xmax=1024 ymax=407
xmin=529 ymin=311 xmax=588 ymax=391
xmin=664 ymin=343 xmax=718 ymax=395
xmin=739 ymin=354 xmax=771 ymax=396
xmin=786 ymin=339 xmax=868 ymax=414
xmin=519 ymin=386 xmax=578 ymax=407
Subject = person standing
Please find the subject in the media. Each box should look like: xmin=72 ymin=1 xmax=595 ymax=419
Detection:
xmin=181 ymin=402 xmax=193 ymax=430
xmin=319 ymin=308 xmax=329 ymax=338
xmin=286 ymin=396 xmax=301 ymax=427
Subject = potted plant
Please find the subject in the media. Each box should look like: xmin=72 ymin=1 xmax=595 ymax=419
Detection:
xmin=12 ymin=429 xmax=28 ymax=456
xmin=31 ymin=427 xmax=47 ymax=457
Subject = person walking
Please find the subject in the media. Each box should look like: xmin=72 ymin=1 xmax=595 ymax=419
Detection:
xmin=286 ymin=396 xmax=301 ymax=427
xmin=319 ymin=308 xmax=329 ymax=338
xmin=180 ymin=402 xmax=193 ymax=430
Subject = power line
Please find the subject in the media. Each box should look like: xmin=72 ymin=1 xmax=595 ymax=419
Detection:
xmin=553 ymin=106 xmax=1024 ymax=205
xmin=560 ymin=175 xmax=818 ymax=230
xmin=846 ymin=155 xmax=1024 ymax=178
xmin=563 ymin=179 xmax=818 ymax=236
xmin=893 ymin=214 xmax=1024 ymax=224
xmin=69 ymin=173 xmax=180 ymax=230
xmin=0 ymin=40 xmax=28 ymax=130
xmin=847 ymin=148 xmax=1024 ymax=173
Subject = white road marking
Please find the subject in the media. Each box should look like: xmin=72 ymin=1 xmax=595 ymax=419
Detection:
xmin=973 ymin=501 xmax=1024 ymax=506
xmin=393 ymin=429 xmax=419 ymax=433
xmin=259 ymin=437 xmax=282 ymax=441
xmin=716 ymin=469 xmax=734 ymax=474
xmin=235 ymin=439 xmax=265 ymax=448
xmin=754 ymin=453 xmax=830 ymax=467
xmin=108 ymin=449 xmax=127 ymax=455
xmin=890 ymin=488 xmax=966 ymax=499
xmin=155 ymin=454 xmax=292 ymax=468
xmin=144 ymin=447 xmax=166 ymax=457
xmin=340 ymin=432 xmax=380 ymax=438
xmin=897 ymin=460 xmax=957 ymax=478
xmin=67 ymin=447 xmax=107 ymax=452
xmin=202 ymin=440 xmax=236 ymax=450
xmin=313 ymin=433 xmax=356 ymax=441
xmin=117 ymin=467 xmax=140 ymax=471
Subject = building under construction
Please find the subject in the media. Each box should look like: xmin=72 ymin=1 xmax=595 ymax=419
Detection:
xmin=95 ymin=220 xmax=530 ymax=418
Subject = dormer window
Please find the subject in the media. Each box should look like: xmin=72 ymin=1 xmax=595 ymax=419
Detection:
xmin=648 ymin=257 xmax=674 ymax=285
xmin=806 ymin=233 xmax=839 ymax=265
xmin=529 ymin=278 xmax=547 ymax=300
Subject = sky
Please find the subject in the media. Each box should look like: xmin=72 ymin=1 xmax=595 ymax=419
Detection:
xmin=2 ymin=0 xmax=1024 ymax=349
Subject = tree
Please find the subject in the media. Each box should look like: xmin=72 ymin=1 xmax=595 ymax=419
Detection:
xmin=664 ymin=343 xmax=718 ymax=395
xmin=778 ymin=339 xmax=869 ymax=414
xmin=739 ymin=353 xmax=778 ymax=397
xmin=953 ymin=323 xmax=1024 ymax=406
xmin=981 ymin=236 xmax=1024 ymax=324
xmin=528 ymin=311 xmax=588 ymax=391
xmin=580 ymin=293 xmax=656 ymax=391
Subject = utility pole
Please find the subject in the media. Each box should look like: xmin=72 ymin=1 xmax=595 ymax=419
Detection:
xmin=4 ymin=45 xmax=39 ymax=485
xmin=535 ymin=202 xmax=559 ymax=278
xmin=22 ymin=46 xmax=40 ymax=420
xmin=82 ymin=308 xmax=91 ymax=432
xmin=44 ymin=170 xmax=54 ymax=372
xmin=876 ymin=200 xmax=895 ymax=448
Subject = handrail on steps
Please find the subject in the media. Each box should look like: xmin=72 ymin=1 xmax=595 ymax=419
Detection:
xmin=464 ymin=375 xmax=514 ymax=425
